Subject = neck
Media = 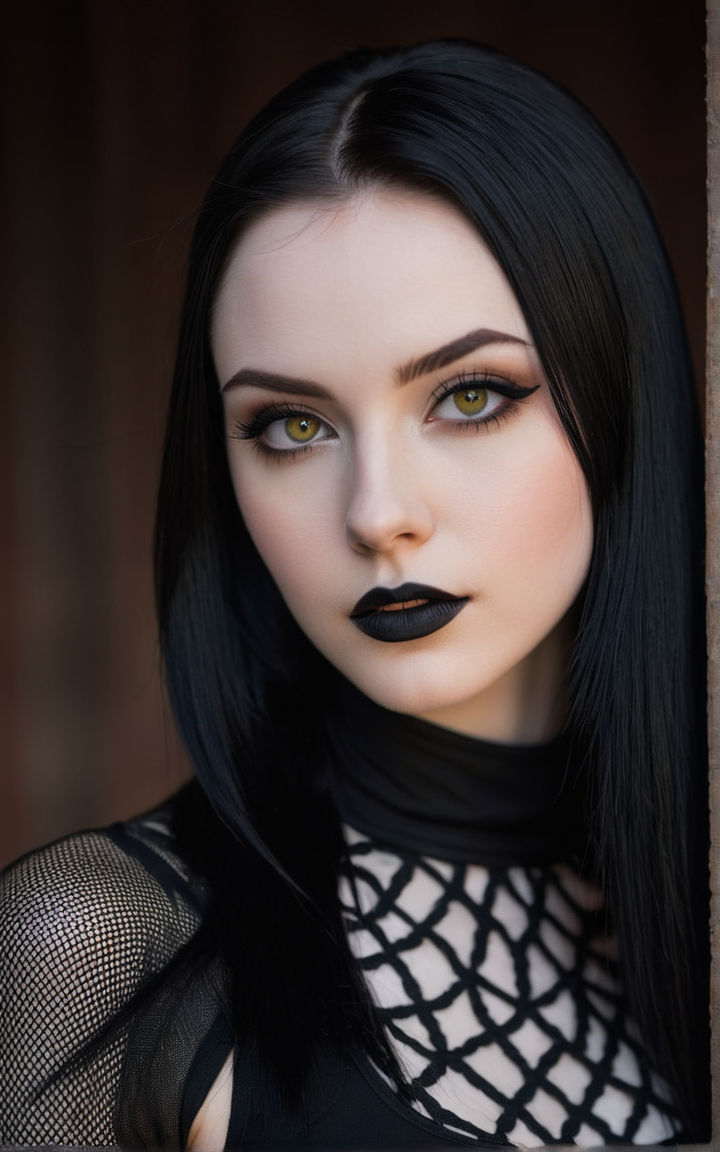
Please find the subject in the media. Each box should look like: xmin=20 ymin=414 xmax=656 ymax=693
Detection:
xmin=325 ymin=674 xmax=583 ymax=866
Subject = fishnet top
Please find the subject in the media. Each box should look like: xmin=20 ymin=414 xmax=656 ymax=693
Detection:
xmin=338 ymin=827 xmax=680 ymax=1147
xmin=1 ymin=678 xmax=685 ymax=1149
xmin=0 ymin=801 xmax=683 ymax=1148
xmin=0 ymin=808 xmax=223 ymax=1147
xmin=327 ymin=680 xmax=682 ymax=1147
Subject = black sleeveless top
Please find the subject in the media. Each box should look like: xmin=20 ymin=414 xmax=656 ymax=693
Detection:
xmin=0 ymin=685 xmax=682 ymax=1147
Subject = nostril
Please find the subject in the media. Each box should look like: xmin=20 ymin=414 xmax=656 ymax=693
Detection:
xmin=345 ymin=478 xmax=433 ymax=554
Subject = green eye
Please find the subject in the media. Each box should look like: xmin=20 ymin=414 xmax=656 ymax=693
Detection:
xmin=285 ymin=414 xmax=320 ymax=442
xmin=453 ymin=388 xmax=488 ymax=416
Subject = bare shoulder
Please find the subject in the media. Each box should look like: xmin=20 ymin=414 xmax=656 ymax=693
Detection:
xmin=187 ymin=1051 xmax=234 ymax=1152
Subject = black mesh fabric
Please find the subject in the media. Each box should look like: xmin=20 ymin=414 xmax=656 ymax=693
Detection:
xmin=339 ymin=828 xmax=681 ymax=1147
xmin=0 ymin=800 xmax=684 ymax=1148
xmin=0 ymin=805 xmax=222 ymax=1148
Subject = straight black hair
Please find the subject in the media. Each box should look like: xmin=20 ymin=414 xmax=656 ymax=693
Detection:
xmin=155 ymin=40 xmax=708 ymax=1137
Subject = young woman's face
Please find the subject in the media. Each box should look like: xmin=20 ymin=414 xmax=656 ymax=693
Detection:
xmin=213 ymin=190 xmax=593 ymax=742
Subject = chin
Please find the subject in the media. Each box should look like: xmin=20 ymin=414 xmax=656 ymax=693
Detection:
xmin=335 ymin=656 xmax=491 ymax=722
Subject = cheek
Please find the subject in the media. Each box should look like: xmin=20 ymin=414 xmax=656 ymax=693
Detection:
xmin=229 ymin=463 xmax=331 ymax=600
xmin=514 ymin=449 xmax=592 ymax=602
xmin=519 ymin=450 xmax=589 ymax=549
xmin=454 ymin=430 xmax=593 ymax=604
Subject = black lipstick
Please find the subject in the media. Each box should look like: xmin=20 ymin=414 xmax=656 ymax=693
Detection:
xmin=350 ymin=582 xmax=469 ymax=643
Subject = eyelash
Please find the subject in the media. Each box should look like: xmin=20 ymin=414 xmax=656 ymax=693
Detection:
xmin=230 ymin=373 xmax=539 ymax=461
xmin=429 ymin=372 xmax=538 ymax=431
xmin=231 ymin=402 xmax=331 ymax=460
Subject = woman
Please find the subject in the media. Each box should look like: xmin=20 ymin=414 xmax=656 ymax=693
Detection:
xmin=0 ymin=39 xmax=709 ymax=1148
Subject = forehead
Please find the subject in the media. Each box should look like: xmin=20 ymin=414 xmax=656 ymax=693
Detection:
xmin=211 ymin=189 xmax=530 ymax=382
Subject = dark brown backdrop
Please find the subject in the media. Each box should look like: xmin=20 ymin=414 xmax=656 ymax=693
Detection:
xmin=0 ymin=0 xmax=706 ymax=867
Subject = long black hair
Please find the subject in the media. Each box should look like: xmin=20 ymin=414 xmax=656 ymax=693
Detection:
xmin=155 ymin=40 xmax=708 ymax=1135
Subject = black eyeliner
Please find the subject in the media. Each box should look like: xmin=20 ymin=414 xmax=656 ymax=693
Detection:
xmin=229 ymin=371 xmax=540 ymax=456
xmin=429 ymin=371 xmax=540 ymax=407
xmin=231 ymin=401 xmax=321 ymax=441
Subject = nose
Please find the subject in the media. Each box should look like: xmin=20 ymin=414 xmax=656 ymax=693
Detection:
xmin=345 ymin=442 xmax=434 ymax=555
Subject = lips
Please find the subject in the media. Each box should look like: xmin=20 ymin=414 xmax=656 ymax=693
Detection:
xmin=350 ymin=582 xmax=469 ymax=643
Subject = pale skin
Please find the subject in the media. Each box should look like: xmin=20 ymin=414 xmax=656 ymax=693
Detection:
xmin=190 ymin=188 xmax=594 ymax=1145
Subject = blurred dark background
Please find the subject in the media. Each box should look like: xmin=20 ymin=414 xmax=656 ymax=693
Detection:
xmin=0 ymin=0 xmax=706 ymax=867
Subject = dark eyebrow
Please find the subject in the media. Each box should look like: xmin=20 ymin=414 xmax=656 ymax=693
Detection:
xmin=220 ymin=369 xmax=330 ymax=398
xmin=220 ymin=327 xmax=530 ymax=396
xmin=395 ymin=328 xmax=530 ymax=384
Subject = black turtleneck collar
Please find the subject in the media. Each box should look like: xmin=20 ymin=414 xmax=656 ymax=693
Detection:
xmin=325 ymin=676 xmax=584 ymax=867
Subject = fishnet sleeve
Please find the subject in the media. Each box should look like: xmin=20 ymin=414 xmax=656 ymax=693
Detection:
xmin=0 ymin=826 xmax=200 ymax=1147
